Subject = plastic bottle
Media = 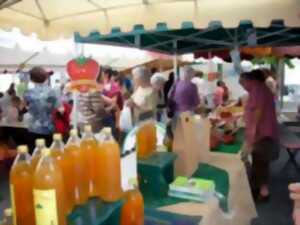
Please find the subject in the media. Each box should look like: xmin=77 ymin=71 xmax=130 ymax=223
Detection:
xmin=136 ymin=120 xmax=157 ymax=159
xmin=81 ymin=125 xmax=98 ymax=197
xmin=95 ymin=127 xmax=123 ymax=202
xmin=50 ymin=134 xmax=71 ymax=212
xmin=10 ymin=145 xmax=35 ymax=225
xmin=31 ymin=139 xmax=46 ymax=171
xmin=64 ymin=129 xmax=89 ymax=206
xmin=1 ymin=208 xmax=13 ymax=225
xmin=120 ymin=179 xmax=144 ymax=225
xmin=33 ymin=148 xmax=67 ymax=225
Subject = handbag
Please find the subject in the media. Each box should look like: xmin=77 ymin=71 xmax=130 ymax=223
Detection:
xmin=166 ymin=82 xmax=178 ymax=118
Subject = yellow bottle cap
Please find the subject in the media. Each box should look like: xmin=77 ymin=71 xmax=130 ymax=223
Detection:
xmin=17 ymin=145 xmax=28 ymax=154
xmin=4 ymin=208 xmax=12 ymax=217
xmin=84 ymin=125 xmax=92 ymax=132
xmin=41 ymin=148 xmax=51 ymax=157
xmin=102 ymin=127 xmax=112 ymax=135
xmin=129 ymin=178 xmax=138 ymax=187
xmin=53 ymin=133 xmax=62 ymax=141
xmin=70 ymin=129 xmax=78 ymax=136
xmin=36 ymin=139 xmax=45 ymax=147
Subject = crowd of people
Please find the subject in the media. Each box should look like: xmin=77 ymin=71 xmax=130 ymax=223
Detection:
xmin=1 ymin=63 xmax=300 ymax=224
xmin=0 ymin=65 xmax=232 ymax=149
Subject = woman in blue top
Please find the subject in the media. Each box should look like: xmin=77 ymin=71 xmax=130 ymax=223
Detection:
xmin=24 ymin=67 xmax=58 ymax=152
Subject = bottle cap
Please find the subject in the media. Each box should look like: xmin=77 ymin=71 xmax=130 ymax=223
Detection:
xmin=17 ymin=145 xmax=28 ymax=154
xmin=41 ymin=148 xmax=51 ymax=157
xmin=129 ymin=178 xmax=138 ymax=188
xmin=102 ymin=127 xmax=112 ymax=135
xmin=4 ymin=208 xmax=12 ymax=217
xmin=53 ymin=133 xmax=62 ymax=141
xmin=70 ymin=129 xmax=78 ymax=136
xmin=36 ymin=139 xmax=45 ymax=147
xmin=84 ymin=125 xmax=92 ymax=132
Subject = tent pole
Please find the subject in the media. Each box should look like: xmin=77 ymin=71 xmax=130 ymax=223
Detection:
xmin=173 ymin=53 xmax=178 ymax=79
xmin=277 ymin=58 xmax=285 ymax=111
xmin=173 ymin=41 xmax=178 ymax=79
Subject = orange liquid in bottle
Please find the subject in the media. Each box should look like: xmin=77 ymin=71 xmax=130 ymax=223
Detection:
xmin=10 ymin=145 xmax=35 ymax=225
xmin=121 ymin=189 xmax=144 ymax=225
xmin=34 ymin=148 xmax=67 ymax=225
xmin=95 ymin=128 xmax=122 ymax=202
xmin=136 ymin=121 xmax=157 ymax=159
xmin=31 ymin=139 xmax=46 ymax=172
xmin=81 ymin=125 xmax=98 ymax=197
xmin=50 ymin=134 xmax=71 ymax=213
xmin=64 ymin=129 xmax=89 ymax=205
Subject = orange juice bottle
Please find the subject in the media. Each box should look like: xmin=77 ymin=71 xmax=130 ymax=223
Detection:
xmin=148 ymin=121 xmax=157 ymax=154
xmin=10 ymin=145 xmax=35 ymax=225
xmin=81 ymin=125 xmax=98 ymax=197
xmin=31 ymin=139 xmax=46 ymax=171
xmin=120 ymin=179 xmax=144 ymax=225
xmin=136 ymin=121 xmax=157 ymax=159
xmin=50 ymin=134 xmax=71 ymax=212
xmin=33 ymin=148 xmax=67 ymax=225
xmin=95 ymin=127 xmax=122 ymax=202
xmin=64 ymin=129 xmax=89 ymax=206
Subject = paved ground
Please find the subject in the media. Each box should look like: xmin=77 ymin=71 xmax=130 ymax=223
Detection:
xmin=0 ymin=147 xmax=298 ymax=224
xmin=251 ymin=147 xmax=299 ymax=225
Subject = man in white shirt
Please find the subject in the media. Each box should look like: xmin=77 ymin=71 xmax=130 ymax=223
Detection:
xmin=191 ymin=71 xmax=207 ymax=106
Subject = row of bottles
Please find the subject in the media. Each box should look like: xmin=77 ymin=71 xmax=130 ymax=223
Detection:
xmin=9 ymin=125 xmax=142 ymax=225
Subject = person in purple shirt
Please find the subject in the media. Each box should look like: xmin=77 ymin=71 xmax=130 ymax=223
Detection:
xmin=240 ymin=69 xmax=279 ymax=201
xmin=172 ymin=66 xmax=200 ymax=114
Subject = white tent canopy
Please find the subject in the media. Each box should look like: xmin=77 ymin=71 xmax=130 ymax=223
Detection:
xmin=0 ymin=44 xmax=158 ymax=70
xmin=0 ymin=0 xmax=299 ymax=40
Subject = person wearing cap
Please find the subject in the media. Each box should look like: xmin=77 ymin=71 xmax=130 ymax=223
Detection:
xmin=24 ymin=67 xmax=58 ymax=152
xmin=151 ymin=72 xmax=167 ymax=122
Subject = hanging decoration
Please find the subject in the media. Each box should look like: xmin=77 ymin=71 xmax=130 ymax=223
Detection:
xmin=66 ymin=56 xmax=100 ymax=93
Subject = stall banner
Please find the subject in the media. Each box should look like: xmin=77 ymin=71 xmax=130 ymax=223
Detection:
xmin=207 ymin=72 xmax=220 ymax=82
xmin=66 ymin=56 xmax=100 ymax=93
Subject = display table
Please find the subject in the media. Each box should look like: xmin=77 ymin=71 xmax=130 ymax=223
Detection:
xmin=0 ymin=120 xmax=29 ymax=146
xmin=0 ymin=121 xmax=28 ymax=129
xmin=211 ymin=129 xmax=244 ymax=154
xmin=67 ymin=198 xmax=202 ymax=225
xmin=159 ymin=152 xmax=257 ymax=225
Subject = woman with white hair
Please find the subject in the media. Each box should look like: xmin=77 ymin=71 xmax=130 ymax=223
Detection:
xmin=151 ymin=72 xmax=167 ymax=122
xmin=169 ymin=66 xmax=200 ymax=115
xmin=127 ymin=66 xmax=157 ymax=122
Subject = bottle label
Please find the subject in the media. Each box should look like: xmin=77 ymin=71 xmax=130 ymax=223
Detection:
xmin=10 ymin=185 xmax=17 ymax=225
xmin=34 ymin=189 xmax=58 ymax=225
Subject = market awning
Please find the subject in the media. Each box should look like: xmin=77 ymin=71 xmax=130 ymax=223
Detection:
xmin=195 ymin=46 xmax=300 ymax=62
xmin=0 ymin=0 xmax=299 ymax=40
xmin=75 ymin=20 xmax=300 ymax=55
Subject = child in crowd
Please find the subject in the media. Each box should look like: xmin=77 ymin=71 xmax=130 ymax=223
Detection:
xmin=52 ymin=101 xmax=72 ymax=141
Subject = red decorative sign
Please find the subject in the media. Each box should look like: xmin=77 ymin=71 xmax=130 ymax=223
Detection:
xmin=66 ymin=56 xmax=100 ymax=92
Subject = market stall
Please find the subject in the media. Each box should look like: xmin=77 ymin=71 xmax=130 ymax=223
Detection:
xmin=1 ymin=1 xmax=300 ymax=225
